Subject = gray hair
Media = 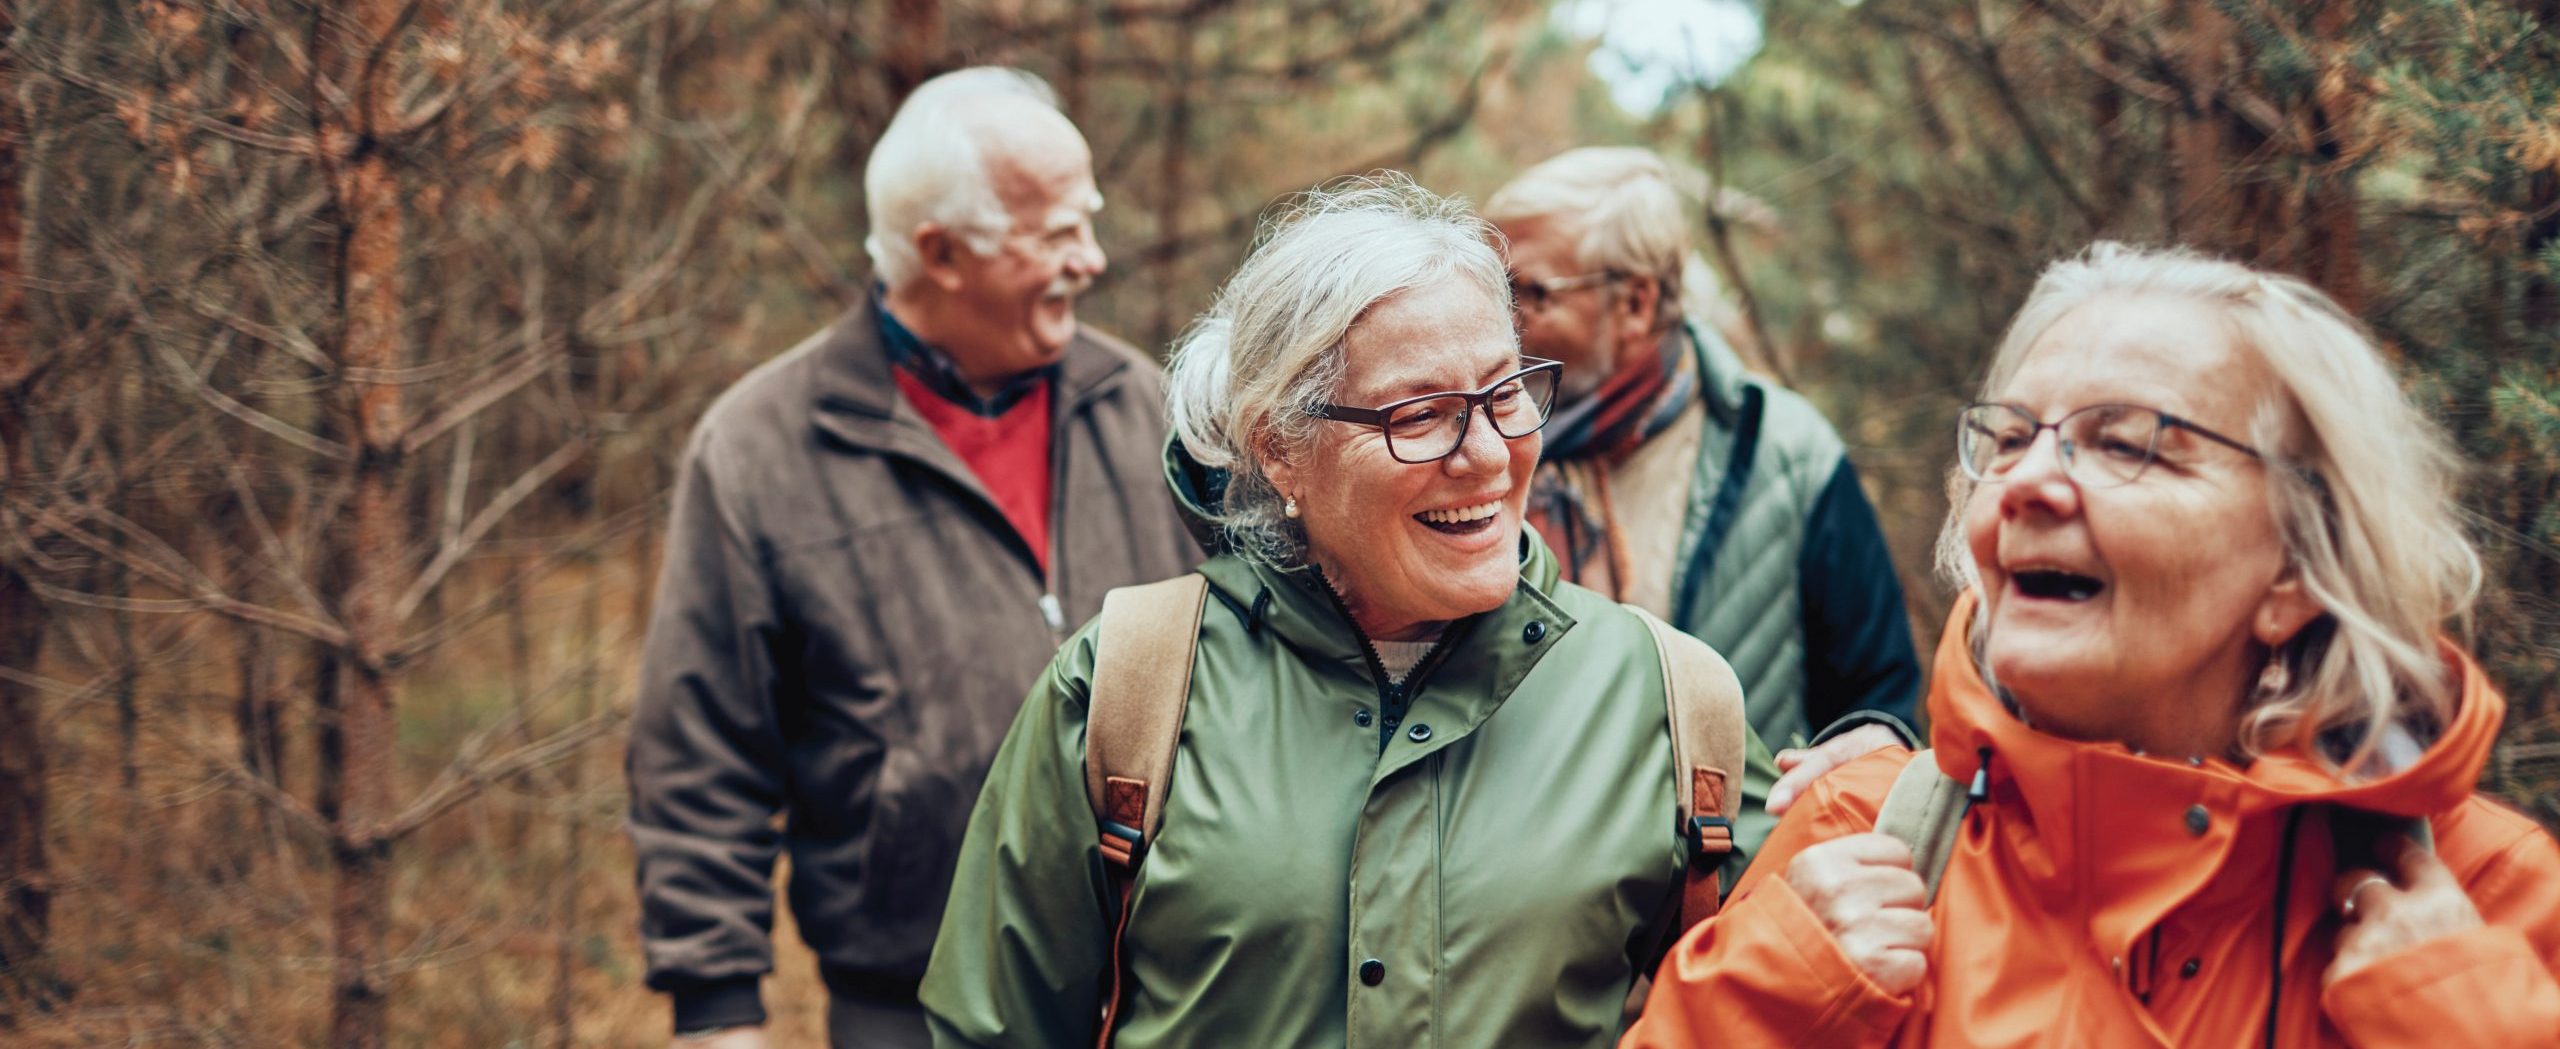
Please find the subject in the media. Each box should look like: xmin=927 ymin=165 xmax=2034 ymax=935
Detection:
xmin=1937 ymin=242 xmax=2483 ymax=777
xmin=1164 ymin=173 xmax=1513 ymax=566
xmin=1483 ymin=147 xmax=1690 ymax=331
xmin=862 ymin=67 xmax=1062 ymax=288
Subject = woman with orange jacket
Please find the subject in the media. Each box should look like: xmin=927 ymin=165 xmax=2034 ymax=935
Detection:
xmin=1622 ymin=242 xmax=2560 ymax=1048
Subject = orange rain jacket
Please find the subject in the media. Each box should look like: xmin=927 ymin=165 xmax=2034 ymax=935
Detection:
xmin=1624 ymin=593 xmax=2560 ymax=1048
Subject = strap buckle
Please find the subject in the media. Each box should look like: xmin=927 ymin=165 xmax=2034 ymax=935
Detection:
xmin=1687 ymin=814 xmax=1734 ymax=860
xmin=1099 ymin=820 xmax=1144 ymax=869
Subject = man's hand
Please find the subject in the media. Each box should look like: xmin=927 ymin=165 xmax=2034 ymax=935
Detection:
xmin=675 ymin=1026 xmax=770 ymax=1049
xmin=1768 ymin=723 xmax=1907 ymax=816
xmin=2326 ymin=833 xmax=2483 ymax=987
xmin=1784 ymin=833 xmax=1934 ymax=996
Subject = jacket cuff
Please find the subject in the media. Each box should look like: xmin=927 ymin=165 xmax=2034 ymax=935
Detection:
xmin=1809 ymin=710 xmax=1919 ymax=750
xmin=671 ymin=976 xmax=766 ymax=1035
xmin=2321 ymin=925 xmax=2560 ymax=1045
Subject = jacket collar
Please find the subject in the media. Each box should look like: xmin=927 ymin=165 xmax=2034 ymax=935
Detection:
xmin=1923 ymin=590 xmax=2504 ymax=942
xmin=1926 ymin=590 xmax=2501 ymax=819
xmin=809 ymin=295 xmax=1134 ymax=451
xmin=1683 ymin=319 xmax=1752 ymax=428
xmin=1192 ymin=527 xmax=1577 ymax=776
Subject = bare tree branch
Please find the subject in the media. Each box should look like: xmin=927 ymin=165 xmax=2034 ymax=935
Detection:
xmin=392 ymin=437 xmax=591 ymax=626
xmin=372 ymin=708 xmax=625 ymax=844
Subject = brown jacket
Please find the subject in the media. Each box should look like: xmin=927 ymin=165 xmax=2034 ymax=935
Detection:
xmin=625 ymin=300 xmax=1200 ymax=1031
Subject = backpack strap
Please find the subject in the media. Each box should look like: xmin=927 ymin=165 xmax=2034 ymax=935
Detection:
xmin=1083 ymin=573 xmax=1210 ymax=1049
xmin=1636 ymin=611 xmax=1747 ymax=935
xmin=1874 ymin=749 xmax=1969 ymax=905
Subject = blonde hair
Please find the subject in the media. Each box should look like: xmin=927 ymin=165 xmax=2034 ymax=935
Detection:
xmin=1484 ymin=147 xmax=1689 ymax=331
xmin=1165 ymin=173 xmax=1512 ymax=566
xmin=1937 ymin=242 xmax=2482 ymax=776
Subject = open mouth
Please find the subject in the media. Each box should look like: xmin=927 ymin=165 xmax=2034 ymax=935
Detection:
xmin=1416 ymin=499 xmax=1502 ymax=536
xmin=2013 ymin=568 xmax=2105 ymax=602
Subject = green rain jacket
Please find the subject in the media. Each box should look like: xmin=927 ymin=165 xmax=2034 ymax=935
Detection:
xmin=921 ymin=467 xmax=1780 ymax=1048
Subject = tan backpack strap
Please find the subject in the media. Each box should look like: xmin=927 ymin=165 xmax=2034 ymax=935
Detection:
xmin=1874 ymin=749 xmax=1968 ymax=905
xmin=1082 ymin=572 xmax=1209 ymax=1048
xmin=1637 ymin=611 xmax=1746 ymax=935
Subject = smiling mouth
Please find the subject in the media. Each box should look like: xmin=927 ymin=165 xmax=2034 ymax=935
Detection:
xmin=2014 ymin=568 xmax=2105 ymax=602
xmin=1416 ymin=499 xmax=1502 ymax=536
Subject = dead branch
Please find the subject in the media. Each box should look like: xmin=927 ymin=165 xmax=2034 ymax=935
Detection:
xmin=371 ymin=708 xmax=625 ymax=844
xmin=391 ymin=437 xmax=592 ymax=626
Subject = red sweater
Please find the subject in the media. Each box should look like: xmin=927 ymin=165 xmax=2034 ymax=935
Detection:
xmin=894 ymin=368 xmax=1052 ymax=574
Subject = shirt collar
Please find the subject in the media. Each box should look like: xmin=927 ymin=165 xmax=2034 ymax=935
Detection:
xmin=873 ymin=283 xmax=1054 ymax=418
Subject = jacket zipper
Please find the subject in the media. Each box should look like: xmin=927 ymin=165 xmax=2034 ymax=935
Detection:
xmin=1038 ymin=368 xmax=1085 ymax=645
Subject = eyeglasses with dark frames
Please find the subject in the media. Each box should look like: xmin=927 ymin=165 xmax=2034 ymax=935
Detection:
xmin=1956 ymin=402 xmax=2266 ymax=488
xmin=1310 ymin=359 xmax=1563 ymax=464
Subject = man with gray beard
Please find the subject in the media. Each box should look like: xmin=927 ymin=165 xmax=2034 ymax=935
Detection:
xmin=625 ymin=67 xmax=1199 ymax=1048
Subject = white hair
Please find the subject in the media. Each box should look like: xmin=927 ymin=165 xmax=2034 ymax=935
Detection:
xmin=1938 ymin=242 xmax=2483 ymax=776
xmin=1483 ymin=147 xmax=1691 ymax=330
xmin=1165 ymin=173 xmax=1513 ymax=566
xmin=862 ymin=67 xmax=1062 ymax=288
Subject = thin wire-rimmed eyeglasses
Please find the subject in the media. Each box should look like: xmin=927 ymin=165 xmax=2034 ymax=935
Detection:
xmin=1311 ymin=359 xmax=1563 ymax=464
xmin=1508 ymin=272 xmax=1622 ymax=314
xmin=1957 ymin=402 xmax=2265 ymax=488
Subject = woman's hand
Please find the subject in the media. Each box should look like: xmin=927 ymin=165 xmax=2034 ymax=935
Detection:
xmin=2326 ymin=832 xmax=2484 ymax=987
xmin=1784 ymin=832 xmax=1934 ymax=996
xmin=1768 ymin=724 xmax=1908 ymax=816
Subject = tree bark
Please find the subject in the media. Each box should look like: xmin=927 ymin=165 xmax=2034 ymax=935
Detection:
xmin=0 ymin=0 xmax=56 ymax=1018
xmin=887 ymin=0 xmax=947 ymax=99
xmin=2296 ymin=0 xmax=2366 ymax=313
xmin=1150 ymin=9 xmax=1196 ymax=352
xmin=322 ymin=2 xmax=413 ymax=1044
xmin=0 ymin=568 xmax=47 ymax=1024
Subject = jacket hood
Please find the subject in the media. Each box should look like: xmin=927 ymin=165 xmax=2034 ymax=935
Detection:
xmin=1162 ymin=434 xmax=1236 ymax=556
xmin=1927 ymin=589 xmax=2505 ymax=822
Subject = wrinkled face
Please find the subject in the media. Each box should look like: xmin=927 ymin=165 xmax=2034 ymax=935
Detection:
xmin=945 ymin=113 xmax=1107 ymax=382
xmin=1494 ymin=215 xmax=1620 ymax=403
xmin=1964 ymin=294 xmax=2303 ymax=740
xmin=1269 ymin=277 xmax=1539 ymax=641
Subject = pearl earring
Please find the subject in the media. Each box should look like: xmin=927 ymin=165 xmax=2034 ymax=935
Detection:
xmin=2253 ymin=653 xmax=2291 ymax=701
xmin=1284 ymin=497 xmax=1300 ymax=519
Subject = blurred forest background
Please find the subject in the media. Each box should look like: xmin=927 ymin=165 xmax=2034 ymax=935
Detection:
xmin=0 ymin=0 xmax=2552 ymax=1043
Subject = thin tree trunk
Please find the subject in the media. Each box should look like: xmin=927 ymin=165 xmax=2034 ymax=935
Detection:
xmin=2167 ymin=0 xmax=2238 ymax=251
xmin=0 ymin=2 xmax=55 ymax=1014
xmin=313 ymin=633 xmax=345 ymax=823
xmin=1150 ymin=10 xmax=1196 ymax=352
xmin=549 ymin=550 xmax=604 ymax=1049
xmin=0 ymin=566 xmax=48 ymax=1023
xmin=236 ymin=614 xmax=279 ymax=787
xmin=111 ymin=363 xmax=136 ymax=795
xmin=2296 ymin=1 xmax=2365 ymax=313
xmin=887 ymin=0 xmax=945 ymax=98
xmin=323 ymin=2 xmax=413 ymax=1042
xmin=505 ymin=568 xmax=535 ymax=846
xmin=1062 ymin=0 xmax=1094 ymax=125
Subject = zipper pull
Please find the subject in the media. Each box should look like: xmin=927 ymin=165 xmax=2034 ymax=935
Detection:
xmin=1039 ymin=593 xmax=1066 ymax=635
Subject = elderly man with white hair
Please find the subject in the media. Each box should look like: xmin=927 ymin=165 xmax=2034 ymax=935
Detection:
xmin=1485 ymin=147 xmax=1921 ymax=779
xmin=626 ymin=67 xmax=1198 ymax=1048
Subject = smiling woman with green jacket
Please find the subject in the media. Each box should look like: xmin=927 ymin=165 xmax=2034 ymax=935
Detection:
xmin=920 ymin=176 xmax=1826 ymax=1049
